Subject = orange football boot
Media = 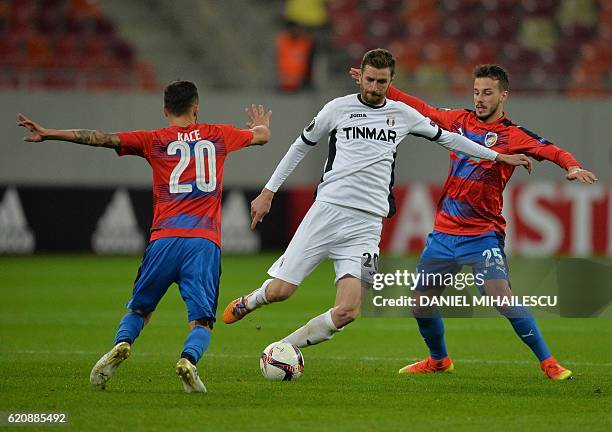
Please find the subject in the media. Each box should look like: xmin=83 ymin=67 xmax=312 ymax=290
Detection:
xmin=222 ymin=295 xmax=252 ymax=324
xmin=399 ymin=356 xmax=454 ymax=374
xmin=540 ymin=356 xmax=573 ymax=380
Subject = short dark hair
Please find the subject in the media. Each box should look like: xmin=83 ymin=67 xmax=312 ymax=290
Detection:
xmin=164 ymin=81 xmax=199 ymax=116
xmin=361 ymin=48 xmax=395 ymax=76
xmin=473 ymin=64 xmax=509 ymax=91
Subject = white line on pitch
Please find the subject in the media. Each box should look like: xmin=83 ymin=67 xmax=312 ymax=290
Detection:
xmin=4 ymin=350 xmax=612 ymax=367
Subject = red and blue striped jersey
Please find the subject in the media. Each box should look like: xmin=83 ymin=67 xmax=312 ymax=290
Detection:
xmin=387 ymin=86 xmax=580 ymax=235
xmin=116 ymin=123 xmax=253 ymax=246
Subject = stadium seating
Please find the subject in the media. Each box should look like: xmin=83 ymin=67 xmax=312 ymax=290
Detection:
xmin=0 ymin=0 xmax=159 ymax=91
xmin=327 ymin=0 xmax=612 ymax=95
xmin=3 ymin=0 xmax=610 ymax=95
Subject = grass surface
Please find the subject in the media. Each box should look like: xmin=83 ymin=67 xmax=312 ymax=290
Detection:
xmin=1 ymin=255 xmax=611 ymax=431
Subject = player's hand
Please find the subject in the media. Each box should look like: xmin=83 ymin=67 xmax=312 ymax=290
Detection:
xmin=17 ymin=113 xmax=48 ymax=142
xmin=349 ymin=67 xmax=361 ymax=84
xmin=245 ymin=104 xmax=272 ymax=129
xmin=566 ymin=167 xmax=598 ymax=184
xmin=250 ymin=188 xmax=275 ymax=229
xmin=495 ymin=153 xmax=532 ymax=174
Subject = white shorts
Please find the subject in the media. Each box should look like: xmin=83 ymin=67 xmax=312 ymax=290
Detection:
xmin=268 ymin=200 xmax=382 ymax=285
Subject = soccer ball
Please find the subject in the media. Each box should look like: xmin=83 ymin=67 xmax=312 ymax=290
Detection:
xmin=260 ymin=342 xmax=304 ymax=381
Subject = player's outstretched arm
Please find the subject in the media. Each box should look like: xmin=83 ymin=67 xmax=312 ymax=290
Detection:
xmin=495 ymin=153 xmax=533 ymax=173
xmin=565 ymin=166 xmax=598 ymax=184
xmin=509 ymin=127 xmax=597 ymax=183
xmin=250 ymin=134 xmax=315 ymax=229
xmin=250 ymin=135 xmax=313 ymax=229
xmin=245 ymin=104 xmax=272 ymax=145
xmin=437 ymin=129 xmax=532 ymax=173
xmin=17 ymin=113 xmax=120 ymax=149
xmin=249 ymin=99 xmax=334 ymax=229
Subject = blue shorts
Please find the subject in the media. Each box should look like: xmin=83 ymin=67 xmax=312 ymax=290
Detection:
xmin=127 ymin=237 xmax=221 ymax=324
xmin=415 ymin=230 xmax=510 ymax=292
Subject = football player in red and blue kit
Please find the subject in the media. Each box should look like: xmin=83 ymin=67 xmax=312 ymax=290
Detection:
xmin=351 ymin=64 xmax=598 ymax=380
xmin=17 ymin=81 xmax=272 ymax=392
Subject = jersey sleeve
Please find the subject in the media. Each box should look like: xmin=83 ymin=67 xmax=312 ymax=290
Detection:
xmin=218 ymin=124 xmax=255 ymax=153
xmin=509 ymin=126 xmax=580 ymax=170
xmin=116 ymin=130 xmax=154 ymax=158
xmin=387 ymin=85 xmax=460 ymax=131
xmin=264 ymin=137 xmax=313 ymax=192
xmin=300 ymin=99 xmax=336 ymax=145
xmin=401 ymin=104 xmax=443 ymax=141
xmin=400 ymin=104 xmax=498 ymax=160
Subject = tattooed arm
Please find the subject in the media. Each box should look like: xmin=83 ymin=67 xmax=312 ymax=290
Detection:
xmin=17 ymin=113 xmax=120 ymax=149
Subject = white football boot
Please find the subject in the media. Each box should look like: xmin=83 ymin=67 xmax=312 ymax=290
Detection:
xmin=90 ymin=342 xmax=131 ymax=388
xmin=176 ymin=358 xmax=207 ymax=393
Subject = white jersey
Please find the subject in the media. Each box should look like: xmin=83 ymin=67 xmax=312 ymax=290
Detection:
xmin=265 ymin=93 xmax=499 ymax=217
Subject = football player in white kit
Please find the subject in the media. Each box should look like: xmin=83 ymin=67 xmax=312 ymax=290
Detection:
xmin=222 ymin=49 xmax=532 ymax=349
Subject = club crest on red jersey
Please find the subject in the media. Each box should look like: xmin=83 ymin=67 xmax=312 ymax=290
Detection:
xmin=485 ymin=132 xmax=498 ymax=147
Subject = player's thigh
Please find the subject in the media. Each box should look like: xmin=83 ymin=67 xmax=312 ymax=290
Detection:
xmin=268 ymin=201 xmax=336 ymax=286
xmin=329 ymin=209 xmax=382 ymax=285
xmin=128 ymin=238 xmax=180 ymax=313
xmin=414 ymin=231 xmax=461 ymax=292
xmin=420 ymin=231 xmax=456 ymax=261
xmin=177 ymin=238 xmax=221 ymax=325
xmin=412 ymin=232 xmax=461 ymax=317
xmin=459 ymin=232 xmax=511 ymax=295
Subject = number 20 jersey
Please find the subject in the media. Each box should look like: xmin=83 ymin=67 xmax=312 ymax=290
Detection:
xmin=116 ymin=124 xmax=253 ymax=246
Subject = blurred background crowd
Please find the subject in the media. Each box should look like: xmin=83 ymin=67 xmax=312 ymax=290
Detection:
xmin=1 ymin=0 xmax=610 ymax=95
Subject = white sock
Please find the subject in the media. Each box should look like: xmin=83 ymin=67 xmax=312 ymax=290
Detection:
xmin=282 ymin=309 xmax=340 ymax=348
xmin=245 ymin=279 xmax=273 ymax=310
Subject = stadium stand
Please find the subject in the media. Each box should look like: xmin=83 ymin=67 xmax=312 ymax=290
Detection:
xmin=0 ymin=0 xmax=159 ymax=91
xmin=2 ymin=0 xmax=610 ymax=95
xmin=328 ymin=0 xmax=612 ymax=95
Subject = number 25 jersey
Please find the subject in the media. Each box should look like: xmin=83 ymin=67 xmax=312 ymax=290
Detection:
xmin=116 ymin=124 xmax=254 ymax=246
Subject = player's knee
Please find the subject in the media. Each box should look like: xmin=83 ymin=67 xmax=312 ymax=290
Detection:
xmin=411 ymin=303 xmax=436 ymax=319
xmin=494 ymin=304 xmax=511 ymax=316
xmin=266 ymin=279 xmax=297 ymax=302
xmin=132 ymin=309 xmax=153 ymax=325
xmin=189 ymin=318 xmax=213 ymax=331
xmin=488 ymin=294 xmax=512 ymax=316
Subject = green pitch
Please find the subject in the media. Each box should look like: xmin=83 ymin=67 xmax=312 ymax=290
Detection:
xmin=1 ymin=255 xmax=611 ymax=431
